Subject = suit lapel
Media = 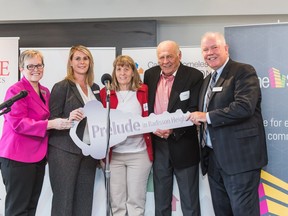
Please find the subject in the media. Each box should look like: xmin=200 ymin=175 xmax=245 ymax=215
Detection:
xmin=69 ymin=81 xmax=85 ymax=106
xmin=208 ymin=59 xmax=232 ymax=103
xmin=39 ymin=85 xmax=50 ymax=112
xmin=148 ymin=69 xmax=161 ymax=112
xmin=215 ymin=60 xmax=231 ymax=88
xmin=21 ymin=78 xmax=49 ymax=112
xmin=199 ymin=74 xmax=211 ymax=111
xmin=167 ymin=64 xmax=186 ymax=111
xmin=30 ymin=88 xmax=49 ymax=112
xmin=90 ymin=83 xmax=100 ymax=101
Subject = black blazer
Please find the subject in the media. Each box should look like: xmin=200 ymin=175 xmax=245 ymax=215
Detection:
xmin=49 ymin=79 xmax=100 ymax=154
xmin=144 ymin=63 xmax=203 ymax=169
xmin=199 ymin=59 xmax=268 ymax=175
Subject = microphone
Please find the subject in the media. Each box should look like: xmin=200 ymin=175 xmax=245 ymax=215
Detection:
xmin=101 ymin=73 xmax=112 ymax=96
xmin=0 ymin=90 xmax=28 ymax=110
xmin=101 ymin=73 xmax=112 ymax=86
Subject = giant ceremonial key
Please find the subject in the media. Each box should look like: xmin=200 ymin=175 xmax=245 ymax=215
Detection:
xmin=70 ymin=100 xmax=193 ymax=159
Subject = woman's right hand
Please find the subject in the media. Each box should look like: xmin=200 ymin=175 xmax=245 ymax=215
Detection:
xmin=47 ymin=118 xmax=72 ymax=130
xmin=69 ymin=108 xmax=85 ymax=121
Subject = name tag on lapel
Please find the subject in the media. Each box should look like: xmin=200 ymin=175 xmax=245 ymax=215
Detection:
xmin=143 ymin=103 xmax=148 ymax=112
xmin=179 ymin=91 xmax=190 ymax=101
xmin=212 ymin=87 xmax=223 ymax=92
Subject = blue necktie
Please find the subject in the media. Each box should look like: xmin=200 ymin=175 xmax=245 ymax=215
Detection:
xmin=202 ymin=71 xmax=218 ymax=147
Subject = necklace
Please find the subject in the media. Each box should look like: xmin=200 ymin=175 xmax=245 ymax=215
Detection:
xmin=118 ymin=90 xmax=130 ymax=102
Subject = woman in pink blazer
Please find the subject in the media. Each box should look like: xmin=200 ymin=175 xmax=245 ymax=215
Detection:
xmin=0 ymin=50 xmax=71 ymax=216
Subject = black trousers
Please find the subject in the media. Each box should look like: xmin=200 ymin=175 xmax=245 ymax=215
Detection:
xmin=207 ymin=149 xmax=261 ymax=216
xmin=0 ymin=157 xmax=46 ymax=216
xmin=153 ymin=139 xmax=200 ymax=216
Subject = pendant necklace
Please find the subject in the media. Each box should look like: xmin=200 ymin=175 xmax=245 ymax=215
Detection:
xmin=118 ymin=90 xmax=130 ymax=102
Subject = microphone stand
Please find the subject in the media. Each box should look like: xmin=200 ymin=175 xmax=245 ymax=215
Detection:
xmin=104 ymin=89 xmax=111 ymax=216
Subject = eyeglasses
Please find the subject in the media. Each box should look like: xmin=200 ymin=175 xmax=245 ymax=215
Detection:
xmin=26 ymin=64 xmax=44 ymax=71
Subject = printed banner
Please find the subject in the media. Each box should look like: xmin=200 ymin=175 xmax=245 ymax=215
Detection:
xmin=122 ymin=46 xmax=211 ymax=79
xmin=0 ymin=37 xmax=19 ymax=215
xmin=225 ymin=23 xmax=288 ymax=215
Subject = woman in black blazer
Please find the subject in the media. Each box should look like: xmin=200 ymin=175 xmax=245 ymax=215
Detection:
xmin=48 ymin=45 xmax=101 ymax=216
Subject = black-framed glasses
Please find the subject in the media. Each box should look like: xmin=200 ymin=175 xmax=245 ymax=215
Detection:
xmin=26 ymin=64 xmax=45 ymax=71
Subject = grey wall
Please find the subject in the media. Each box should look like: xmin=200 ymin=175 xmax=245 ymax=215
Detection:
xmin=1 ymin=0 xmax=288 ymax=47
xmin=1 ymin=0 xmax=288 ymax=21
xmin=0 ymin=21 xmax=157 ymax=55
xmin=157 ymin=15 xmax=288 ymax=46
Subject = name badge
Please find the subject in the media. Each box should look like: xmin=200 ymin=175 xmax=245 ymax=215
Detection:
xmin=212 ymin=87 xmax=223 ymax=92
xmin=180 ymin=91 xmax=190 ymax=101
xmin=143 ymin=103 xmax=148 ymax=112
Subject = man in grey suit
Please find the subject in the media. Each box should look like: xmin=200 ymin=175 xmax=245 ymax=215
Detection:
xmin=189 ymin=32 xmax=268 ymax=216
xmin=144 ymin=40 xmax=203 ymax=216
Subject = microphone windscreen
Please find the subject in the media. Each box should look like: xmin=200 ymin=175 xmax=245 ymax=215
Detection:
xmin=101 ymin=73 xmax=112 ymax=85
xmin=21 ymin=90 xmax=28 ymax=97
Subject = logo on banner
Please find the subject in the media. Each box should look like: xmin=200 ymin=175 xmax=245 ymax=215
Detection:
xmin=69 ymin=100 xmax=193 ymax=159
xmin=0 ymin=60 xmax=10 ymax=83
xmin=268 ymin=67 xmax=287 ymax=88
xmin=258 ymin=67 xmax=288 ymax=88
xmin=135 ymin=62 xmax=144 ymax=75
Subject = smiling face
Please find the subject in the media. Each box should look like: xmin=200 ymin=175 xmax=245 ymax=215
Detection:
xmin=111 ymin=55 xmax=141 ymax=91
xmin=20 ymin=55 xmax=44 ymax=85
xmin=115 ymin=64 xmax=134 ymax=90
xmin=201 ymin=33 xmax=229 ymax=71
xmin=157 ymin=40 xmax=181 ymax=76
xmin=70 ymin=50 xmax=90 ymax=76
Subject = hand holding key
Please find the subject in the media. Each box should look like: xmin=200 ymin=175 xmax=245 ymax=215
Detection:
xmin=70 ymin=100 xmax=193 ymax=159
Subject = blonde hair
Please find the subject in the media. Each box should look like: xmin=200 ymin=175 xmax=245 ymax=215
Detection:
xmin=111 ymin=55 xmax=142 ymax=91
xmin=65 ymin=45 xmax=94 ymax=86
xmin=19 ymin=50 xmax=44 ymax=69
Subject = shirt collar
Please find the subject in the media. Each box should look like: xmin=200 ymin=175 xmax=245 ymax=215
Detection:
xmin=215 ymin=57 xmax=229 ymax=77
xmin=160 ymin=70 xmax=177 ymax=77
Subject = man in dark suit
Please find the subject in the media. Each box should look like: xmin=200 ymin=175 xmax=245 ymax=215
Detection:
xmin=189 ymin=32 xmax=268 ymax=216
xmin=144 ymin=40 xmax=203 ymax=216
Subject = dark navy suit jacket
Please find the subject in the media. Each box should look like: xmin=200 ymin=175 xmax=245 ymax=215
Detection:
xmin=199 ymin=59 xmax=268 ymax=175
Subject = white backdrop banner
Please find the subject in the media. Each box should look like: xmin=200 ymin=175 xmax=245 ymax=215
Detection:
xmin=19 ymin=47 xmax=116 ymax=90
xmin=0 ymin=37 xmax=19 ymax=215
xmin=122 ymin=46 xmax=214 ymax=216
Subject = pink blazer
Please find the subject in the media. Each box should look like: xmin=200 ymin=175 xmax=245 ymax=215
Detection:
xmin=0 ymin=77 xmax=50 ymax=163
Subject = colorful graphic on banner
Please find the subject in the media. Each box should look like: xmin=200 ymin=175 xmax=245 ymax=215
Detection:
xmin=259 ymin=170 xmax=288 ymax=215
xmin=268 ymin=67 xmax=287 ymax=88
xmin=226 ymin=23 xmax=288 ymax=215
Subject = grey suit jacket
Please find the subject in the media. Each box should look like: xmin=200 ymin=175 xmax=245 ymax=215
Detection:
xmin=144 ymin=63 xmax=203 ymax=169
xmin=48 ymin=79 xmax=100 ymax=154
xmin=200 ymin=59 xmax=268 ymax=175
